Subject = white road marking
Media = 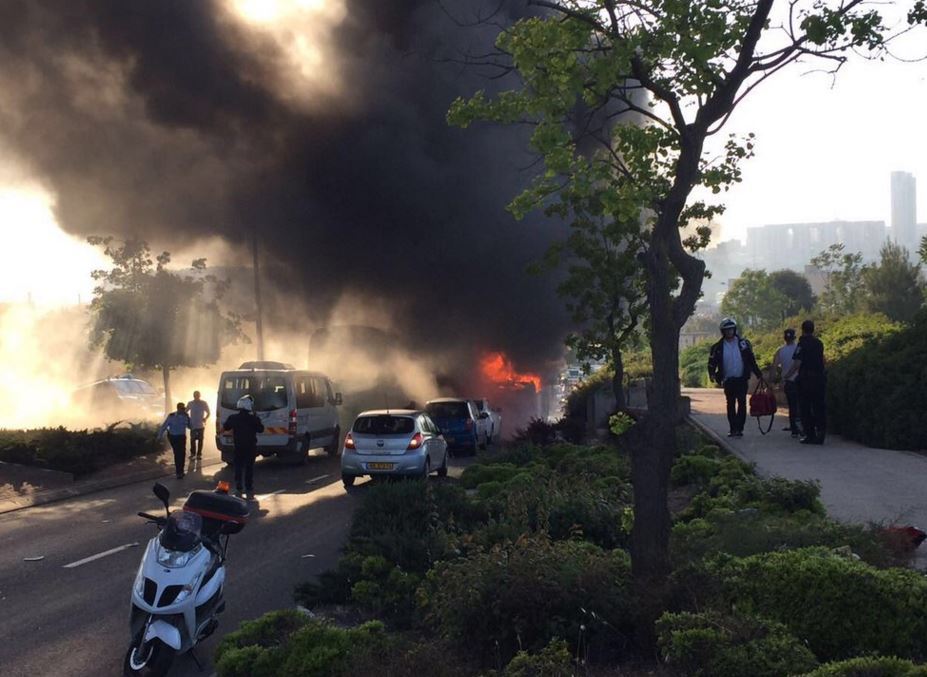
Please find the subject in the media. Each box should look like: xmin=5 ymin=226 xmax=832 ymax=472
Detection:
xmin=254 ymin=489 xmax=286 ymax=501
xmin=63 ymin=543 xmax=139 ymax=569
xmin=301 ymin=554 xmax=316 ymax=559
xmin=23 ymin=556 xmax=44 ymax=562
xmin=306 ymin=474 xmax=330 ymax=484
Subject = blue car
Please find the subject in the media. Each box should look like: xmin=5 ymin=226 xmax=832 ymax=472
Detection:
xmin=425 ymin=398 xmax=486 ymax=455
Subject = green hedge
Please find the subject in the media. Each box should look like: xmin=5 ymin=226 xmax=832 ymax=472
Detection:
xmin=420 ymin=537 xmax=632 ymax=663
xmin=680 ymin=339 xmax=714 ymax=388
xmin=0 ymin=424 xmax=162 ymax=476
xmin=802 ymin=656 xmax=927 ymax=676
xmin=828 ymin=312 xmax=927 ymax=450
xmin=706 ymin=548 xmax=927 ymax=661
xmin=214 ymin=611 xmax=390 ymax=677
xmin=657 ymin=610 xmax=818 ymax=677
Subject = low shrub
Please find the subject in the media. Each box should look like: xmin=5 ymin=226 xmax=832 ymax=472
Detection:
xmin=504 ymin=639 xmax=573 ymax=676
xmin=420 ymin=536 xmax=632 ymax=664
xmin=214 ymin=611 xmax=389 ymax=677
xmin=657 ymin=610 xmax=818 ymax=677
xmin=0 ymin=424 xmax=162 ymax=475
xmin=609 ymin=411 xmax=636 ymax=437
xmin=802 ymin=655 xmax=927 ymax=676
xmin=706 ymin=548 xmax=927 ymax=661
xmin=680 ymin=340 xmax=714 ymax=388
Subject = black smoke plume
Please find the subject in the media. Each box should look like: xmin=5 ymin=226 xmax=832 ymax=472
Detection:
xmin=0 ymin=0 xmax=567 ymax=379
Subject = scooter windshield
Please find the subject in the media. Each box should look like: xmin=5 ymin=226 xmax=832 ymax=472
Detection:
xmin=159 ymin=510 xmax=203 ymax=552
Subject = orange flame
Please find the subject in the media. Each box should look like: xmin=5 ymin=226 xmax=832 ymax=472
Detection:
xmin=479 ymin=352 xmax=542 ymax=392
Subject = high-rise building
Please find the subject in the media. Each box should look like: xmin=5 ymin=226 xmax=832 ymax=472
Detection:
xmin=891 ymin=171 xmax=917 ymax=253
xmin=745 ymin=220 xmax=886 ymax=270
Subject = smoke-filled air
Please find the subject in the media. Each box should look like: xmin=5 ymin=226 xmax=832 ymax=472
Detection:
xmin=0 ymin=0 xmax=567 ymax=431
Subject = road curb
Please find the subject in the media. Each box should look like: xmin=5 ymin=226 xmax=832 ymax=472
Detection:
xmin=0 ymin=458 xmax=225 ymax=516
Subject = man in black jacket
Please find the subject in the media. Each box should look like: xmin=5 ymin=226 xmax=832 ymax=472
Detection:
xmin=785 ymin=319 xmax=827 ymax=445
xmin=707 ymin=318 xmax=763 ymax=437
xmin=222 ymin=395 xmax=265 ymax=498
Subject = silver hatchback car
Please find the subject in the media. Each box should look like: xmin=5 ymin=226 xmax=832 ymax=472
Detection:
xmin=341 ymin=410 xmax=449 ymax=487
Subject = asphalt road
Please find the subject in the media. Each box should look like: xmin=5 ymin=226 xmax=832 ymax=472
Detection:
xmin=0 ymin=449 xmax=468 ymax=676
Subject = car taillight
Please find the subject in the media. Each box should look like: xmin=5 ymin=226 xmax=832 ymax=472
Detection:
xmin=344 ymin=432 xmax=355 ymax=450
xmin=465 ymin=419 xmax=473 ymax=430
xmin=288 ymin=409 xmax=298 ymax=436
xmin=407 ymin=432 xmax=424 ymax=450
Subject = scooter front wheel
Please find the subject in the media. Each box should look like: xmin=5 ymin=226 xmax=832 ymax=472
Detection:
xmin=124 ymin=634 xmax=175 ymax=677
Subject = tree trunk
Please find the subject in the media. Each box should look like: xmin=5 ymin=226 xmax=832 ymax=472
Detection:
xmin=611 ymin=347 xmax=627 ymax=411
xmin=162 ymin=365 xmax=172 ymax=415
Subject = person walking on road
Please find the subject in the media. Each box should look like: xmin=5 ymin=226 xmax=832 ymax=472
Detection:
xmin=159 ymin=403 xmax=191 ymax=479
xmin=785 ymin=319 xmax=827 ymax=445
xmin=708 ymin=317 xmax=763 ymax=438
xmin=774 ymin=328 xmax=802 ymax=437
xmin=222 ymin=395 xmax=264 ymax=498
xmin=186 ymin=390 xmax=211 ymax=458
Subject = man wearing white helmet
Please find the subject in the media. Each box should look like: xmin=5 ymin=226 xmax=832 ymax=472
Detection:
xmin=707 ymin=318 xmax=763 ymax=437
xmin=221 ymin=395 xmax=265 ymax=498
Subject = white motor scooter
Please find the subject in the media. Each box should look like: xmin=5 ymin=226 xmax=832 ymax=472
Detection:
xmin=125 ymin=481 xmax=249 ymax=677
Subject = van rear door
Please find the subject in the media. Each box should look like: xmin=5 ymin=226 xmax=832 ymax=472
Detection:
xmin=218 ymin=371 xmax=292 ymax=449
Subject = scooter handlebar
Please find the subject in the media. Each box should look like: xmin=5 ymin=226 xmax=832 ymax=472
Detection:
xmin=138 ymin=511 xmax=166 ymax=524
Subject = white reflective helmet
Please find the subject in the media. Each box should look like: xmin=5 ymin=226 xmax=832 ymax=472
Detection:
xmin=236 ymin=395 xmax=254 ymax=412
xmin=719 ymin=317 xmax=737 ymax=332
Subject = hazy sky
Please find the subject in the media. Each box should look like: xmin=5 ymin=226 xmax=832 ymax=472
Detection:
xmin=2 ymin=5 xmax=926 ymax=306
xmin=716 ymin=50 xmax=927 ymax=243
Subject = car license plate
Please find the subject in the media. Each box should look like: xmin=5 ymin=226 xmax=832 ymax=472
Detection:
xmin=367 ymin=462 xmax=394 ymax=470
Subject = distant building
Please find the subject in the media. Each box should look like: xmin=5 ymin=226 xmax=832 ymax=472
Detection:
xmin=891 ymin=171 xmax=917 ymax=253
xmin=746 ymin=220 xmax=886 ymax=271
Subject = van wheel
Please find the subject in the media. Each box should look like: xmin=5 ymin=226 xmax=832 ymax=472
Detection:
xmin=297 ymin=436 xmax=311 ymax=465
xmin=325 ymin=427 xmax=341 ymax=456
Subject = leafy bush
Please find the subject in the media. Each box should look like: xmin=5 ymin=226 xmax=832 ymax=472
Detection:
xmin=802 ymin=656 xmax=927 ymax=676
xmin=657 ymin=610 xmax=818 ymax=677
xmin=705 ymin=548 xmax=927 ymax=661
xmin=0 ymin=424 xmax=161 ymax=475
xmin=680 ymin=339 xmax=714 ymax=388
xmin=420 ymin=536 xmax=632 ymax=664
xmin=504 ymin=639 xmax=573 ymax=676
xmin=827 ymin=311 xmax=927 ymax=450
xmin=608 ymin=411 xmax=635 ymax=436
xmin=214 ymin=611 xmax=389 ymax=677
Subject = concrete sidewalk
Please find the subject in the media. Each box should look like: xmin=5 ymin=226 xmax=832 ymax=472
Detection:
xmin=686 ymin=388 xmax=927 ymax=531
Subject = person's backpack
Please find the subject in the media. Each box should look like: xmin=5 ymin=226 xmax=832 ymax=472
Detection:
xmin=749 ymin=380 xmax=777 ymax=434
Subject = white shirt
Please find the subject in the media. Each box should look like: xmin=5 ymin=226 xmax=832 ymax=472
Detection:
xmin=775 ymin=343 xmax=799 ymax=382
xmin=722 ymin=338 xmax=744 ymax=382
xmin=186 ymin=399 xmax=211 ymax=430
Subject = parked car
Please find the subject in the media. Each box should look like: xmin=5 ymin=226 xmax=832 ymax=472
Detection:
xmin=71 ymin=374 xmax=163 ymax=422
xmin=340 ymin=410 xmax=448 ymax=487
xmin=470 ymin=398 xmax=502 ymax=444
xmin=425 ymin=398 xmax=486 ymax=454
xmin=215 ymin=361 xmax=342 ymax=465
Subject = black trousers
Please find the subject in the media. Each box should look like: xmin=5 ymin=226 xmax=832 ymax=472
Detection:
xmin=799 ymin=372 xmax=827 ymax=442
xmin=723 ymin=377 xmax=749 ymax=433
xmin=234 ymin=446 xmax=257 ymax=492
xmin=168 ymin=434 xmax=186 ymax=476
xmin=189 ymin=428 xmax=205 ymax=456
xmin=784 ymin=380 xmax=801 ymax=433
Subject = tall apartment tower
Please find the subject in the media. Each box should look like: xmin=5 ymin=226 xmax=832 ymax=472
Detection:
xmin=890 ymin=171 xmax=917 ymax=253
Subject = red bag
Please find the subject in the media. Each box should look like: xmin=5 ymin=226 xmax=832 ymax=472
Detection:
xmin=749 ymin=380 xmax=777 ymax=434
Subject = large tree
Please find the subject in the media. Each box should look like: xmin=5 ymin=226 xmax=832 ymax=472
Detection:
xmin=811 ymin=243 xmax=870 ymax=315
xmin=769 ymin=269 xmax=816 ymax=317
xmin=863 ymin=241 xmax=924 ymax=323
xmin=721 ymin=268 xmax=790 ymax=331
xmin=450 ymin=0 xmax=924 ymax=587
xmin=88 ymin=237 xmax=243 ymax=413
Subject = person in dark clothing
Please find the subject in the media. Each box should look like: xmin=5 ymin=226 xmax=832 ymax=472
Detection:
xmin=773 ymin=328 xmax=802 ymax=437
xmin=159 ymin=402 xmax=191 ymax=479
xmin=708 ymin=317 xmax=763 ymax=437
xmin=222 ymin=395 xmax=265 ymax=497
xmin=785 ymin=319 xmax=827 ymax=445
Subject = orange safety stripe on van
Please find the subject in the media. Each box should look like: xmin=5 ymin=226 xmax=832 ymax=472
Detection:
xmin=261 ymin=427 xmax=290 ymax=435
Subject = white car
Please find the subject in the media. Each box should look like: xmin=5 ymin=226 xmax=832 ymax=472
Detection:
xmin=471 ymin=398 xmax=502 ymax=444
xmin=340 ymin=410 xmax=448 ymax=487
xmin=215 ymin=361 xmax=342 ymax=464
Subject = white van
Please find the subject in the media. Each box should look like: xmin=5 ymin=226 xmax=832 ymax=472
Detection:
xmin=215 ymin=361 xmax=342 ymax=464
